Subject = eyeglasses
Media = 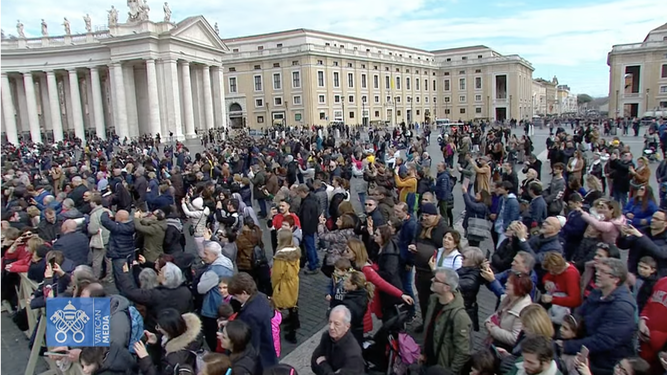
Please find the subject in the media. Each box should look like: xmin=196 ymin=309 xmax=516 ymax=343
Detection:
xmin=431 ymin=277 xmax=449 ymax=286
xmin=596 ymin=267 xmax=615 ymax=277
xmin=365 ymin=203 xmax=374 ymax=206
xmin=596 ymin=243 xmax=610 ymax=250
xmin=614 ymin=363 xmax=630 ymax=375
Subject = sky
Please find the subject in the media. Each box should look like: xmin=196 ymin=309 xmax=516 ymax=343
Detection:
xmin=3 ymin=0 xmax=665 ymax=97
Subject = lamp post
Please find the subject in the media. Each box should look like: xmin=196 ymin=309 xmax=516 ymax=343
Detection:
xmin=509 ymin=94 xmax=513 ymax=120
xmin=341 ymin=96 xmax=345 ymax=124
xmin=646 ymin=88 xmax=651 ymax=113
xmin=487 ymin=95 xmax=490 ymax=120
xmin=616 ymin=89 xmax=620 ymax=119
xmin=394 ymin=96 xmax=399 ymax=125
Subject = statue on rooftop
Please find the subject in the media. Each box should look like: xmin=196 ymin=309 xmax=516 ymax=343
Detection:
xmin=16 ymin=20 xmax=25 ymax=38
xmin=108 ymin=6 xmax=119 ymax=26
xmin=214 ymin=22 xmax=219 ymax=35
xmin=63 ymin=18 xmax=71 ymax=35
xmin=128 ymin=0 xmax=150 ymax=22
xmin=84 ymin=14 xmax=92 ymax=32
xmin=163 ymin=2 xmax=171 ymax=22
xmin=41 ymin=19 xmax=48 ymax=37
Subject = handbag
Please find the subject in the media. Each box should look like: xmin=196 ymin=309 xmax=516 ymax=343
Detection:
xmin=548 ymin=293 xmax=571 ymax=324
xmin=188 ymin=213 xmax=204 ymax=236
xmin=252 ymin=245 xmax=268 ymax=267
xmin=467 ymin=217 xmax=491 ymax=238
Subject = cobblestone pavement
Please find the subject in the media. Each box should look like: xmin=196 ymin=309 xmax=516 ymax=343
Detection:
xmin=1 ymin=312 xmax=49 ymax=374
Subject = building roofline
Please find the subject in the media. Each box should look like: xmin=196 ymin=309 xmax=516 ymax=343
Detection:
xmin=430 ymin=45 xmax=492 ymax=54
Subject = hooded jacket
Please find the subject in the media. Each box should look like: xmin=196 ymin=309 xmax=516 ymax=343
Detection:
xmin=138 ymin=313 xmax=204 ymax=375
xmin=197 ymin=253 xmax=235 ymax=318
xmin=88 ymin=205 xmax=111 ymax=249
xmin=422 ymin=292 xmax=472 ymax=372
xmin=271 ymin=246 xmax=300 ymax=309
xmin=134 ymin=216 xmax=167 ymax=263
xmin=182 ymin=197 xmax=210 ymax=237
xmin=101 ymin=213 xmax=135 ymax=259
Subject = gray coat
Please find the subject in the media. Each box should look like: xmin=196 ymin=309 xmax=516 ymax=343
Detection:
xmin=543 ymin=176 xmax=565 ymax=215
xmin=88 ymin=205 xmax=111 ymax=249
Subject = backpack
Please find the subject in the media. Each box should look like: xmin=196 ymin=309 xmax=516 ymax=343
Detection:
xmin=126 ymin=305 xmax=144 ymax=354
xmin=253 ymin=245 xmax=268 ymax=267
xmin=189 ymin=349 xmax=209 ymax=373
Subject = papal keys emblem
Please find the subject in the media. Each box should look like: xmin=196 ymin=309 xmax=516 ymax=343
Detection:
xmin=49 ymin=300 xmax=90 ymax=343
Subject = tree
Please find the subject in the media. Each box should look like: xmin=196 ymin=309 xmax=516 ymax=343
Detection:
xmin=577 ymin=94 xmax=593 ymax=106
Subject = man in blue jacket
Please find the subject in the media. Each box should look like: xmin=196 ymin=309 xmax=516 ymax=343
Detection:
xmin=515 ymin=216 xmax=563 ymax=283
xmin=101 ymin=210 xmax=136 ymax=293
xmin=494 ymin=181 xmax=520 ymax=248
xmin=435 ymin=162 xmax=453 ymax=219
xmin=52 ymin=220 xmax=90 ymax=267
xmin=481 ymin=250 xmax=539 ymax=300
xmin=394 ymin=202 xmax=417 ymax=319
xmin=558 ymin=258 xmax=637 ymax=375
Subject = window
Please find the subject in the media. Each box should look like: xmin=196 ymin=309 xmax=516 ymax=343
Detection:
xmin=397 ymin=110 xmax=402 ymax=116
xmin=292 ymin=60 xmax=299 ymax=66
xmin=319 ymin=112 xmax=326 ymax=120
xmin=257 ymin=116 xmax=264 ymax=123
xmin=325 ymin=42 xmax=331 ymax=46
xmin=425 ymin=97 xmax=429 ymax=103
xmin=334 ymin=95 xmax=341 ymax=103
xmin=348 ymin=95 xmax=354 ymax=103
xmin=349 ymin=111 xmax=355 ymax=119
xmin=317 ymin=71 xmax=325 ymax=87
xmin=459 ymin=78 xmax=466 ymax=90
xmin=362 ymin=74 xmax=367 ymax=89
xmin=386 ymin=76 xmax=391 ymax=89
xmin=406 ymin=69 xmax=410 ymax=73
xmin=661 ymin=101 xmax=667 ymax=108
xmin=660 ymin=86 xmax=667 ymax=93
xmin=257 ymin=46 xmax=264 ymax=50
xmin=317 ymin=60 xmax=323 ymax=65
xmin=462 ymin=56 xmax=467 ymax=60
xmin=475 ymin=107 xmax=482 ymax=114
xmin=459 ymin=95 xmax=466 ymax=102
xmin=416 ymin=97 xmax=420 ymax=103
xmin=416 ymin=79 xmax=420 ymax=90
xmin=396 ymin=77 xmax=401 ymax=90
xmin=444 ymin=79 xmax=450 ymax=91
xmin=229 ymin=77 xmax=237 ymax=93
xmin=386 ymin=96 xmax=391 ymax=103
xmin=334 ymin=61 xmax=339 ymax=67
xmin=273 ymin=63 xmax=280 ymax=68
xmin=425 ymin=79 xmax=428 ymax=91
xmin=273 ymin=73 xmax=282 ymax=90
xmin=374 ymin=65 xmax=378 ymax=70
xmin=348 ymin=73 xmax=354 ymax=88
xmin=374 ymin=110 xmax=380 ymax=117
xmin=475 ymin=94 xmax=482 ymax=102
xmin=292 ymin=72 xmax=301 ymax=88
xmin=445 ymin=96 xmax=451 ymax=103
xmin=444 ymin=72 xmax=450 ymax=76
xmin=662 ymin=64 xmax=667 ymax=78
xmin=373 ymin=75 xmax=379 ymax=89
xmin=406 ymin=77 xmax=411 ymax=90
xmin=385 ymin=67 xmax=389 ymax=71
xmin=374 ymin=95 xmax=379 ymax=103
xmin=232 ymin=48 xmax=239 ymax=52
xmin=433 ymin=97 xmax=437 ymax=103
xmin=396 ymin=68 xmax=399 ymax=72
xmin=446 ymin=58 xmax=451 ymax=62
xmin=274 ymin=97 xmax=283 ymax=106
xmin=293 ymin=96 xmax=302 ymax=105
xmin=362 ymin=64 xmax=366 ymax=69
xmin=460 ymin=108 xmax=466 ymax=114
xmin=255 ymin=98 xmax=264 ymax=107
xmin=333 ymin=72 xmax=340 ymax=88
xmin=228 ymin=67 xmax=236 ymax=72
xmin=318 ymin=95 xmax=325 ymax=104
xmin=416 ymin=110 xmax=420 ymax=115
xmin=295 ymin=113 xmax=302 ymax=121
xmin=254 ymin=75 xmax=263 ymax=91
xmin=348 ymin=63 xmax=353 ymax=68
xmin=459 ymin=70 xmax=465 ymax=75
xmin=362 ymin=95 xmax=367 ymax=103
xmin=445 ymin=109 xmax=451 ymax=115
xmin=475 ymin=69 xmax=482 ymax=73
xmin=478 ymin=55 xmax=483 ymax=59
xmin=254 ymin=65 xmax=261 ymax=70
xmin=396 ymin=96 xmax=401 ymax=103
xmin=433 ymin=80 xmax=436 ymax=91
xmin=475 ymin=77 xmax=482 ymax=90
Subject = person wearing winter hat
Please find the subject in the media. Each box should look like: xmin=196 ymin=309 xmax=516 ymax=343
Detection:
xmin=182 ymin=196 xmax=210 ymax=255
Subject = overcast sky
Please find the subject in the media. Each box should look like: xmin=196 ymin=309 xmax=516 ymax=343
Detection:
xmin=3 ymin=0 xmax=665 ymax=97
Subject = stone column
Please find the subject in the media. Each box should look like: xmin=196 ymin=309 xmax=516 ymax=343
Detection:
xmin=202 ymin=65 xmax=214 ymax=130
xmin=112 ymin=62 xmax=129 ymax=139
xmin=38 ymin=74 xmax=51 ymax=131
xmin=180 ymin=61 xmax=196 ymax=138
xmin=46 ymin=71 xmax=64 ymax=142
xmin=23 ymin=72 xmax=42 ymax=143
xmin=1 ymin=74 xmax=19 ymax=145
xmin=164 ymin=59 xmax=183 ymax=139
xmin=217 ymin=66 xmax=227 ymax=128
xmin=211 ymin=66 xmax=222 ymax=126
xmin=90 ymin=67 xmax=106 ymax=139
xmin=68 ymin=69 xmax=86 ymax=141
xmin=123 ymin=65 xmax=138 ymax=138
xmin=145 ymin=59 xmax=162 ymax=136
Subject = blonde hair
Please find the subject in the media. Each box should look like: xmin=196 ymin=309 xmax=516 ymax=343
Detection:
xmin=346 ymin=238 xmax=368 ymax=269
xmin=520 ymin=303 xmax=555 ymax=338
xmin=542 ymin=251 xmax=568 ymax=274
xmin=276 ymin=228 xmax=294 ymax=250
xmin=348 ymin=270 xmax=375 ymax=303
xmin=586 ymin=175 xmax=602 ymax=192
xmin=27 ymin=236 xmax=45 ymax=253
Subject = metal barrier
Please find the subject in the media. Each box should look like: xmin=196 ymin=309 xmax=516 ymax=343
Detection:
xmin=17 ymin=273 xmax=84 ymax=375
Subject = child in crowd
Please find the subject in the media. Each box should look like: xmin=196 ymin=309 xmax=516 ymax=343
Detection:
xmin=215 ymin=303 xmax=235 ymax=353
xmin=325 ymin=258 xmax=353 ymax=307
xmin=636 ymin=255 xmax=659 ymax=313
xmin=270 ymin=300 xmax=283 ymax=357
xmin=218 ymin=276 xmax=232 ymax=304
xmin=337 ymin=270 xmax=373 ymax=347
xmin=559 ymin=314 xmax=584 ymax=375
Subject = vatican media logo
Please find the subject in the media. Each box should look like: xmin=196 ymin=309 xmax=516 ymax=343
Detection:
xmin=46 ymin=298 xmax=111 ymax=347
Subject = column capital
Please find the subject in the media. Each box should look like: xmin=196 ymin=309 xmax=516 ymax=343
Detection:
xmin=145 ymin=58 xmax=156 ymax=64
xmin=179 ymin=60 xmax=191 ymax=67
xmin=46 ymin=70 xmax=57 ymax=76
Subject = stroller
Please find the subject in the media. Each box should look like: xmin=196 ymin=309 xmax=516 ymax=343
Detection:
xmin=364 ymin=304 xmax=420 ymax=375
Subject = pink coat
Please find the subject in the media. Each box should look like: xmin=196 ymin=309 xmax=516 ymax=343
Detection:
xmin=271 ymin=310 xmax=282 ymax=358
xmin=581 ymin=211 xmax=626 ymax=244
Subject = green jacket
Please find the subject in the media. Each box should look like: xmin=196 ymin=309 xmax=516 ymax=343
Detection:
xmin=423 ymin=291 xmax=472 ymax=373
xmin=134 ymin=217 xmax=167 ymax=262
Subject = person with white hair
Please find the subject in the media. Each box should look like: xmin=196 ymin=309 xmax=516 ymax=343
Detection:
xmin=59 ymin=198 xmax=83 ymax=220
xmin=182 ymin=196 xmax=210 ymax=254
xmin=68 ymin=175 xmax=89 ymax=212
xmin=311 ymin=305 xmax=365 ymax=374
xmin=117 ymin=260 xmax=193 ymax=337
xmin=197 ymin=240 xmax=235 ymax=351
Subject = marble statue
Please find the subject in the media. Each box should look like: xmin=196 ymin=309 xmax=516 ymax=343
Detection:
xmin=139 ymin=0 xmax=151 ymax=21
xmin=1 ymin=30 xmax=5 ymax=40
xmin=16 ymin=20 xmax=25 ymax=38
xmin=41 ymin=19 xmax=48 ymax=37
xmin=128 ymin=0 xmax=150 ymax=22
xmin=63 ymin=18 xmax=71 ymax=35
xmin=163 ymin=2 xmax=171 ymax=22
xmin=108 ymin=6 xmax=119 ymax=26
xmin=84 ymin=14 xmax=92 ymax=32
xmin=214 ymin=22 xmax=219 ymax=35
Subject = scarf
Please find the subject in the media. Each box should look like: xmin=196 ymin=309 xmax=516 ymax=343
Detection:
xmin=419 ymin=215 xmax=442 ymax=240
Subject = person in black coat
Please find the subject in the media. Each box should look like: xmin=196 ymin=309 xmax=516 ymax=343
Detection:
xmin=457 ymin=247 xmax=487 ymax=331
xmin=490 ymin=227 xmax=522 ymax=273
xmin=373 ymin=226 xmax=405 ymax=323
xmin=219 ymin=320 xmax=260 ymax=375
xmin=116 ymin=261 xmax=192 ymax=333
xmin=163 ymin=210 xmax=185 ymax=255
xmin=52 ymin=219 xmax=90 ymax=267
xmin=311 ymin=306 xmax=365 ymax=375
xmin=523 ymin=154 xmax=543 ymax=181
xmin=331 ymin=270 xmax=369 ymax=347
xmin=80 ymin=343 xmax=136 ymax=375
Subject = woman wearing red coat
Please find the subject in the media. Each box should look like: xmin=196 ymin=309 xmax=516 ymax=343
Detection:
xmin=541 ymin=252 xmax=582 ymax=309
xmin=638 ymin=276 xmax=667 ymax=374
xmin=344 ymin=238 xmax=413 ymax=332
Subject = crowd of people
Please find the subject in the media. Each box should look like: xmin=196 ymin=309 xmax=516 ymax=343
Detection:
xmin=2 ymin=117 xmax=667 ymax=375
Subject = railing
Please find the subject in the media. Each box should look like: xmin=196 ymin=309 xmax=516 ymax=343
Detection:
xmin=17 ymin=273 xmax=84 ymax=375
xmin=1 ymin=30 xmax=111 ymax=49
xmin=612 ymin=40 xmax=667 ymax=51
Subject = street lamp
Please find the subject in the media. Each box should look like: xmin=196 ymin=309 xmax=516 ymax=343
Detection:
xmin=394 ymin=96 xmax=399 ymax=125
xmin=341 ymin=96 xmax=345 ymax=124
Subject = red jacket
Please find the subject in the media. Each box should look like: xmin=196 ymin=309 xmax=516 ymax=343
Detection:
xmin=272 ymin=213 xmax=301 ymax=229
xmin=3 ymin=244 xmax=32 ymax=273
xmin=542 ymin=263 xmax=582 ymax=308
xmin=640 ymin=277 xmax=667 ymax=370
xmin=362 ymin=263 xmax=403 ymax=332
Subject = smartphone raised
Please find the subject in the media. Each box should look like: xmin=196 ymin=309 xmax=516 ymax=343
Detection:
xmin=579 ymin=345 xmax=589 ymax=359
xmin=44 ymin=351 xmax=69 ymax=357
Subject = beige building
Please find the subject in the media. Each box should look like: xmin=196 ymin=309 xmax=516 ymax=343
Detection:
xmin=532 ymin=79 xmax=548 ymax=116
xmin=607 ymin=23 xmax=667 ymax=118
xmin=557 ymin=85 xmax=578 ymax=114
xmin=534 ymin=77 xmax=559 ymax=115
xmin=221 ymin=29 xmax=534 ymax=129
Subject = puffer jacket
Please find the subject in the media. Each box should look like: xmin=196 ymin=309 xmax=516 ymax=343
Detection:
xmin=182 ymin=198 xmax=210 ymax=237
xmin=101 ymin=213 xmax=136 ymax=259
xmin=163 ymin=216 xmax=185 ymax=254
xmin=457 ymin=266 xmax=485 ymax=331
xmin=138 ymin=313 xmax=204 ymax=375
xmin=317 ymin=226 xmax=356 ymax=267
xmin=376 ymin=239 xmax=404 ymax=311
xmin=236 ymin=225 xmax=263 ymax=272
xmin=271 ymin=246 xmax=300 ymax=309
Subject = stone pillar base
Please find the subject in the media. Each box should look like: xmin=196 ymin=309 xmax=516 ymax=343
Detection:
xmin=185 ymin=133 xmax=198 ymax=139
